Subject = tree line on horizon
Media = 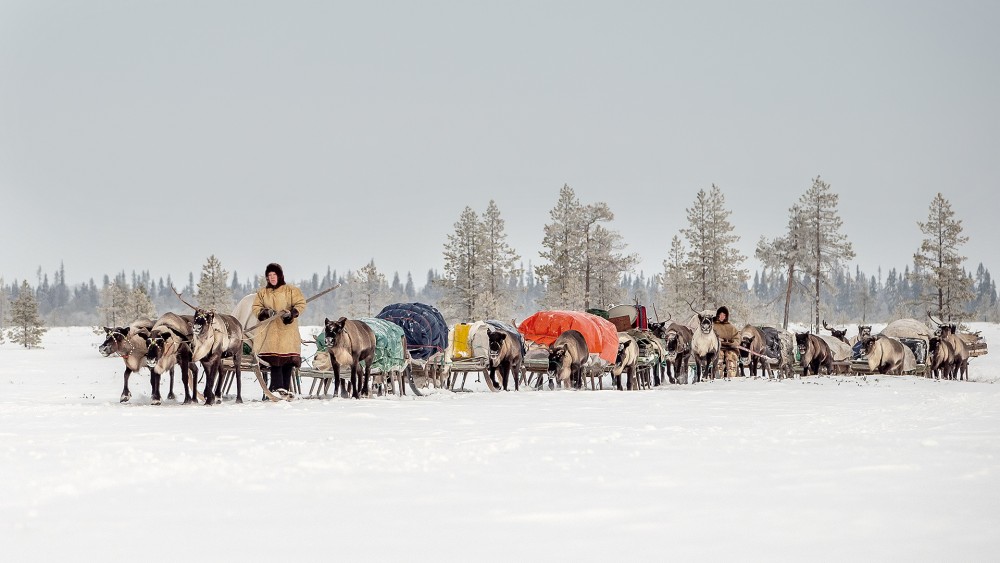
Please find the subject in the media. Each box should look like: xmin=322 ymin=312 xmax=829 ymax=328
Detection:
xmin=2 ymin=180 xmax=997 ymax=344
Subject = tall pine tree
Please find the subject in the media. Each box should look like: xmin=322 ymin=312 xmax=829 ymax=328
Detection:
xmin=681 ymin=184 xmax=747 ymax=311
xmin=913 ymin=193 xmax=973 ymax=321
xmin=798 ymin=176 xmax=854 ymax=331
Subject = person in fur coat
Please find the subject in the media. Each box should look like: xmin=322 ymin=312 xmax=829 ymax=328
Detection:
xmin=252 ymin=263 xmax=307 ymax=393
xmin=713 ymin=305 xmax=740 ymax=379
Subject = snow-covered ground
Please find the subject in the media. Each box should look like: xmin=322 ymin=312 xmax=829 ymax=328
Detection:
xmin=2 ymin=324 xmax=999 ymax=561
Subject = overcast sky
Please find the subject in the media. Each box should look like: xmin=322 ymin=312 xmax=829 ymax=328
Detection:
xmin=2 ymin=1 xmax=997 ymax=290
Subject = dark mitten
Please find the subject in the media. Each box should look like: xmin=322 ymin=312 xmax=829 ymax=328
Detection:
xmin=290 ymin=307 xmax=299 ymax=319
xmin=257 ymin=308 xmax=275 ymax=321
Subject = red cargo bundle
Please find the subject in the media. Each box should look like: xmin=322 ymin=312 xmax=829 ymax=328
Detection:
xmin=517 ymin=310 xmax=619 ymax=364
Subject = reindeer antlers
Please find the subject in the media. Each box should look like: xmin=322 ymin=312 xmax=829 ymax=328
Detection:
xmin=171 ymin=285 xmax=198 ymax=311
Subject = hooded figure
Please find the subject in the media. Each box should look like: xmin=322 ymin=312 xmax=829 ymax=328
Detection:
xmin=252 ymin=263 xmax=307 ymax=393
xmin=713 ymin=306 xmax=740 ymax=378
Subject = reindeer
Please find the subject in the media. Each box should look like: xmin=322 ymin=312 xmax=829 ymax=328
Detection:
xmin=189 ymin=309 xmax=245 ymax=404
xmin=937 ymin=323 xmax=970 ymax=381
xmin=652 ymin=318 xmax=693 ymax=384
xmin=98 ymin=318 xmax=179 ymax=403
xmin=611 ymin=333 xmax=640 ymax=390
xmin=487 ymin=328 xmax=524 ymax=391
xmin=794 ymin=332 xmax=834 ymax=377
xmin=171 ymin=288 xmax=246 ymax=404
xmin=737 ymin=324 xmax=772 ymax=379
xmin=688 ymin=303 xmax=720 ymax=384
xmin=324 ymin=317 xmax=376 ymax=399
xmin=851 ymin=325 xmax=874 ymax=359
xmin=142 ymin=312 xmax=198 ymax=404
xmin=822 ymin=320 xmax=850 ymax=344
xmin=859 ymin=335 xmax=907 ymax=375
xmin=928 ymin=336 xmax=960 ymax=380
xmin=547 ymin=330 xmax=589 ymax=389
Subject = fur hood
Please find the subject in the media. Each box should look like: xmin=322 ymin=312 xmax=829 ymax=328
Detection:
xmin=265 ymin=263 xmax=285 ymax=289
xmin=714 ymin=306 xmax=730 ymax=323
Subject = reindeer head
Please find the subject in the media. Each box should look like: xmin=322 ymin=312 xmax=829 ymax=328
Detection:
xmin=191 ymin=308 xmax=216 ymax=337
xmin=547 ymin=344 xmax=569 ymax=373
xmin=144 ymin=333 xmax=169 ymax=369
xmin=861 ymin=334 xmax=882 ymax=356
xmin=822 ymin=320 xmax=848 ymax=342
xmin=858 ymin=325 xmax=872 ymax=340
xmin=98 ymin=327 xmax=129 ymax=357
xmin=487 ymin=330 xmax=508 ymax=363
xmin=324 ymin=317 xmax=348 ymax=349
xmin=648 ymin=322 xmax=666 ymax=340
xmin=795 ymin=331 xmax=812 ymax=355
xmin=615 ymin=340 xmax=631 ymax=365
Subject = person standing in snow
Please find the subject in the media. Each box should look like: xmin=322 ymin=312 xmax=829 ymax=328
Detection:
xmin=713 ymin=305 xmax=740 ymax=379
xmin=252 ymin=263 xmax=307 ymax=395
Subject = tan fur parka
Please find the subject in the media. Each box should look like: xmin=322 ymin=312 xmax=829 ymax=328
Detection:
xmin=252 ymin=284 xmax=307 ymax=365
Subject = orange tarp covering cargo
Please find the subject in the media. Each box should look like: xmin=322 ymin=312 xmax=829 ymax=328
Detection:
xmin=518 ymin=310 xmax=618 ymax=364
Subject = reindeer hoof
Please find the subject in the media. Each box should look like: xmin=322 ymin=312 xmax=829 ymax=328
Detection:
xmin=120 ymin=395 xmax=130 ymax=403
xmin=235 ymin=397 xmax=243 ymax=404
xmin=151 ymin=399 xmax=161 ymax=406
xmin=167 ymin=392 xmax=176 ymax=400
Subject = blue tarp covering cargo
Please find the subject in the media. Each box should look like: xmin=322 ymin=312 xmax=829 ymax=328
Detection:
xmin=376 ymin=303 xmax=449 ymax=361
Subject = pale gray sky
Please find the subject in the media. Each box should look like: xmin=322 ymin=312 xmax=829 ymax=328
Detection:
xmin=2 ymin=1 xmax=997 ymax=288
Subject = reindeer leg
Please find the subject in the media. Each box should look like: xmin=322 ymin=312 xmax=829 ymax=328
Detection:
xmin=121 ymin=367 xmax=133 ymax=403
xmin=234 ymin=352 xmax=243 ymax=404
xmin=150 ymin=371 xmax=161 ymax=406
xmin=167 ymin=367 xmax=176 ymax=400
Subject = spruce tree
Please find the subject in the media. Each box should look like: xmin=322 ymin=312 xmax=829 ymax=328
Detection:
xmin=537 ymin=184 xmax=585 ymax=310
xmin=682 ymin=184 xmax=747 ymax=311
xmin=479 ymin=200 xmax=521 ymax=320
xmin=913 ymin=193 xmax=974 ymax=321
xmin=8 ymin=281 xmax=47 ymax=348
xmin=441 ymin=206 xmax=484 ymax=320
xmin=798 ymin=176 xmax=854 ymax=331
xmin=196 ymin=255 xmax=233 ymax=312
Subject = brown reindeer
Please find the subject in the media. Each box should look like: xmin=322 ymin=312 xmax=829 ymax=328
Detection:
xmin=98 ymin=318 xmax=178 ymax=403
xmin=190 ymin=308 xmax=245 ymax=405
xmin=547 ymin=330 xmax=589 ymax=389
xmin=938 ymin=323 xmax=970 ymax=381
xmin=795 ymin=332 xmax=833 ymax=377
xmin=324 ymin=317 xmax=376 ymax=399
xmin=822 ymin=320 xmax=849 ymax=344
xmin=738 ymin=324 xmax=772 ymax=379
xmin=859 ymin=335 xmax=907 ymax=374
xmin=487 ymin=328 xmax=524 ymax=391
xmin=928 ymin=336 xmax=960 ymax=380
xmin=611 ymin=333 xmax=640 ymax=390
xmin=652 ymin=320 xmax=693 ymax=384
xmin=142 ymin=313 xmax=199 ymax=404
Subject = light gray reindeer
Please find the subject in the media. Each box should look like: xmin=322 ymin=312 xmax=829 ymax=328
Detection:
xmin=98 ymin=318 xmax=180 ymax=403
xmin=688 ymin=302 xmax=720 ymax=384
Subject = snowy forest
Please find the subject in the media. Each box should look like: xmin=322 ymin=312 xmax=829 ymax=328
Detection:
xmin=1 ymin=180 xmax=996 ymax=340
